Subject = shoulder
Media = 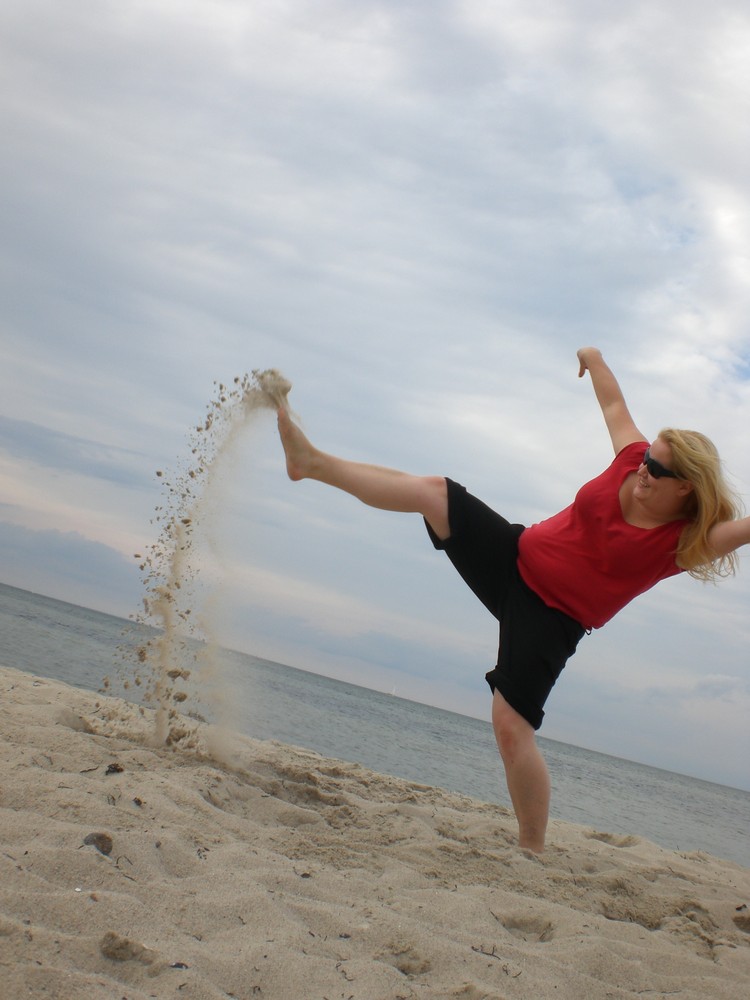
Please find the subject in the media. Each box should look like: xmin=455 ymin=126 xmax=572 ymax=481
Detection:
xmin=614 ymin=440 xmax=648 ymax=464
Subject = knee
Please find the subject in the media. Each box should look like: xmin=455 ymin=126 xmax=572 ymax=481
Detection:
xmin=492 ymin=693 xmax=534 ymax=762
xmin=422 ymin=476 xmax=449 ymax=539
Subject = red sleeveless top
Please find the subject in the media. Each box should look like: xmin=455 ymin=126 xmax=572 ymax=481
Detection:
xmin=517 ymin=442 xmax=687 ymax=629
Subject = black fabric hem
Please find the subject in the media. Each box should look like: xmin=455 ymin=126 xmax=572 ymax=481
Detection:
xmin=485 ymin=669 xmax=545 ymax=731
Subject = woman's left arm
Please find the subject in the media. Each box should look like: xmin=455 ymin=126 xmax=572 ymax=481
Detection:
xmin=707 ymin=516 xmax=750 ymax=558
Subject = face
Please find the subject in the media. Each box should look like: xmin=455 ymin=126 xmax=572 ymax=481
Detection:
xmin=634 ymin=438 xmax=693 ymax=510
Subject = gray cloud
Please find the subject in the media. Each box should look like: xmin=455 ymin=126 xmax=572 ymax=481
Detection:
xmin=0 ymin=521 xmax=140 ymax=613
xmin=0 ymin=414 xmax=152 ymax=488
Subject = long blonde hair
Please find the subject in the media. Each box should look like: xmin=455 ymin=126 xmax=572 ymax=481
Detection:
xmin=659 ymin=428 xmax=743 ymax=581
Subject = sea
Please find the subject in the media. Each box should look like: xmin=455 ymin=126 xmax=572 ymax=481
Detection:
xmin=1 ymin=580 xmax=748 ymax=868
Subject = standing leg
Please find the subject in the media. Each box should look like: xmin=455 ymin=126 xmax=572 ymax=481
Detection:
xmin=492 ymin=690 xmax=551 ymax=853
xmin=277 ymin=408 xmax=450 ymax=539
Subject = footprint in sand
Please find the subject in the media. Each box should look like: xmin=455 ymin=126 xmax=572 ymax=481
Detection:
xmin=377 ymin=942 xmax=431 ymax=977
xmin=494 ymin=913 xmax=555 ymax=943
xmin=585 ymin=830 xmax=639 ymax=848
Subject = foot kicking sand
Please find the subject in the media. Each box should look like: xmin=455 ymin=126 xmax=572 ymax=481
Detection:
xmin=277 ymin=407 xmax=318 ymax=482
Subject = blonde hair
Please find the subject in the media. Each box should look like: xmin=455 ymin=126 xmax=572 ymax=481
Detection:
xmin=659 ymin=428 xmax=743 ymax=581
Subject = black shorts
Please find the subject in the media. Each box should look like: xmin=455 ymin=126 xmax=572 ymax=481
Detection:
xmin=425 ymin=478 xmax=585 ymax=730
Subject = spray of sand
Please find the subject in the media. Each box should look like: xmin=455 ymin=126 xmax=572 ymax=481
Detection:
xmin=119 ymin=369 xmax=292 ymax=750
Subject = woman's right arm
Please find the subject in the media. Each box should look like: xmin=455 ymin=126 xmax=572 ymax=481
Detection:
xmin=577 ymin=347 xmax=647 ymax=455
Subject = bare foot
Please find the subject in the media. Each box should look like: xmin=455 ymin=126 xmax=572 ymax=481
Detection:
xmin=277 ymin=408 xmax=317 ymax=481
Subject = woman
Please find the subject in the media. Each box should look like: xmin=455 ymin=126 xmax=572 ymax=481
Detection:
xmin=276 ymin=347 xmax=748 ymax=852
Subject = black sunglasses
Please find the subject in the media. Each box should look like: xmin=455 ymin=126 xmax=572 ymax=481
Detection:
xmin=642 ymin=447 xmax=680 ymax=480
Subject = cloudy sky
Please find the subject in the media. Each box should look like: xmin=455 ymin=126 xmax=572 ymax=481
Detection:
xmin=2 ymin=0 xmax=749 ymax=790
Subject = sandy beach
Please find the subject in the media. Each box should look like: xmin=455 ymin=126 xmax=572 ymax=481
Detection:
xmin=1 ymin=664 xmax=748 ymax=1000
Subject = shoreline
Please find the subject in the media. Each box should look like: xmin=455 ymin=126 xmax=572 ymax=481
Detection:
xmin=2 ymin=664 xmax=749 ymax=999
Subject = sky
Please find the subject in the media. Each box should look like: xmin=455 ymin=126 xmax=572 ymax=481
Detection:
xmin=1 ymin=0 xmax=749 ymax=791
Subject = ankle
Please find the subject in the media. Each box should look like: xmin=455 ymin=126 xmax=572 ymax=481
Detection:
xmin=518 ymin=829 xmax=546 ymax=853
xmin=278 ymin=411 xmax=314 ymax=481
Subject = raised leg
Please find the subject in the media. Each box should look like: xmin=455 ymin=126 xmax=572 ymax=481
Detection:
xmin=277 ymin=408 xmax=450 ymax=539
xmin=492 ymin=690 xmax=550 ymax=853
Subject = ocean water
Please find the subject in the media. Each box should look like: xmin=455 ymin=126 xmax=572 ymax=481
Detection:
xmin=1 ymin=581 xmax=748 ymax=868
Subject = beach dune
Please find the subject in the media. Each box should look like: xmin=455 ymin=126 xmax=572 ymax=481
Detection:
xmin=1 ymin=664 xmax=748 ymax=999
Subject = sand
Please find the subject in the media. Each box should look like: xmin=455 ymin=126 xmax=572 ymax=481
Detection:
xmin=1 ymin=665 xmax=748 ymax=1000
xmin=126 ymin=368 xmax=293 ymax=746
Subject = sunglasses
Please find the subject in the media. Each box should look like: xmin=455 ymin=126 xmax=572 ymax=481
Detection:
xmin=642 ymin=447 xmax=680 ymax=480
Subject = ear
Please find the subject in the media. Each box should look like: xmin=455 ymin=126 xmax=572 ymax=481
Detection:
xmin=677 ymin=480 xmax=694 ymax=497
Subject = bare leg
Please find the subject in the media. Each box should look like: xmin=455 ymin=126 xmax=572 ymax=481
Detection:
xmin=277 ymin=408 xmax=450 ymax=539
xmin=492 ymin=691 xmax=550 ymax=853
